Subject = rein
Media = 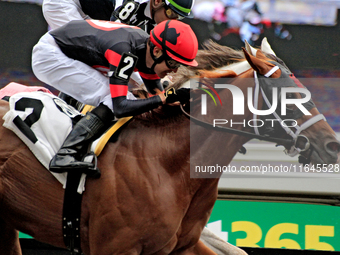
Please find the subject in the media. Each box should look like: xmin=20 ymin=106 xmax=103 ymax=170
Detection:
xmin=180 ymin=104 xmax=294 ymax=147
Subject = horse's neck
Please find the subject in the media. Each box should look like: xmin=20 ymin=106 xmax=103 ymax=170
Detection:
xmin=189 ymin=73 xmax=255 ymax=177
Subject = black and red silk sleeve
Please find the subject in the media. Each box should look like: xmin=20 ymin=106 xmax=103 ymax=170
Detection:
xmin=105 ymin=49 xmax=162 ymax=118
xmin=105 ymin=49 xmax=129 ymax=98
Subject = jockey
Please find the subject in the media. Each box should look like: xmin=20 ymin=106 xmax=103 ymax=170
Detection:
xmin=42 ymin=0 xmax=195 ymax=108
xmin=43 ymin=0 xmax=195 ymax=32
xmin=32 ymin=19 xmax=198 ymax=178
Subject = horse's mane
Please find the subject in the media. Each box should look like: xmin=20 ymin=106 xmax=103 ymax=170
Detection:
xmin=170 ymin=40 xmax=245 ymax=89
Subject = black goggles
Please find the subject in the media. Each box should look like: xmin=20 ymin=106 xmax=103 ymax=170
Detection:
xmin=165 ymin=57 xmax=181 ymax=69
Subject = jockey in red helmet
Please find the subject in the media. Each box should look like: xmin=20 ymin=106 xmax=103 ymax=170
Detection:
xmin=149 ymin=19 xmax=198 ymax=72
xmin=32 ymin=19 xmax=198 ymax=177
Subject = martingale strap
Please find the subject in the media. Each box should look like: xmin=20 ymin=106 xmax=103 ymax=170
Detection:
xmin=63 ymin=172 xmax=83 ymax=255
xmin=62 ymin=111 xmax=132 ymax=254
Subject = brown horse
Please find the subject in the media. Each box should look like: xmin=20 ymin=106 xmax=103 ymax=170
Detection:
xmin=0 ymin=41 xmax=339 ymax=255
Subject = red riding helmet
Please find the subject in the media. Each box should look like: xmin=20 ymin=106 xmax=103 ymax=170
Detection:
xmin=150 ymin=20 xmax=198 ymax=67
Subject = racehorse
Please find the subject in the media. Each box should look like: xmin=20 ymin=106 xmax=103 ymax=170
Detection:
xmin=0 ymin=40 xmax=339 ymax=255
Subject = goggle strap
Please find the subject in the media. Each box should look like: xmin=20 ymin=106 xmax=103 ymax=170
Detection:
xmin=149 ymin=41 xmax=165 ymax=72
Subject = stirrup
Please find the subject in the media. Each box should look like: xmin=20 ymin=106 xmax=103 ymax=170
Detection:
xmin=82 ymin=152 xmax=101 ymax=179
xmin=49 ymin=152 xmax=101 ymax=178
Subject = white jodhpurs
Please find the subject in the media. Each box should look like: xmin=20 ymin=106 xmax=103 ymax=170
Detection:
xmin=32 ymin=32 xmax=114 ymax=111
xmin=42 ymin=0 xmax=88 ymax=30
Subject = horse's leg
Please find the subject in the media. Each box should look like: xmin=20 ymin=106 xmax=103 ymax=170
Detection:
xmin=172 ymin=229 xmax=248 ymax=255
xmin=172 ymin=240 xmax=218 ymax=255
xmin=0 ymin=217 xmax=22 ymax=255
xmin=200 ymin=228 xmax=247 ymax=255
xmin=193 ymin=240 xmax=219 ymax=255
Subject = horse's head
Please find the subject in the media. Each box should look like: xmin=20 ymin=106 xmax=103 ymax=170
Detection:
xmin=242 ymin=46 xmax=340 ymax=165
xmin=167 ymin=39 xmax=339 ymax=166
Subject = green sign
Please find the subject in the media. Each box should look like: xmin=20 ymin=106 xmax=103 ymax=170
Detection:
xmin=207 ymin=200 xmax=340 ymax=251
xmin=20 ymin=199 xmax=340 ymax=251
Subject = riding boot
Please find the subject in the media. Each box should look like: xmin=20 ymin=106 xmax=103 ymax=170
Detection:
xmin=49 ymin=104 xmax=114 ymax=178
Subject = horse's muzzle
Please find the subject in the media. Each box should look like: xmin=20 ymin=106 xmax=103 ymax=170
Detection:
xmin=325 ymin=140 xmax=340 ymax=163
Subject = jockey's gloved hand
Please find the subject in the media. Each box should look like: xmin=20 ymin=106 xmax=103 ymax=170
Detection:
xmin=175 ymin=88 xmax=191 ymax=104
xmin=165 ymin=88 xmax=191 ymax=104
xmin=164 ymin=88 xmax=178 ymax=103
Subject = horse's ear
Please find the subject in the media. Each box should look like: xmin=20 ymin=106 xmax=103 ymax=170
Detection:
xmin=244 ymin=40 xmax=271 ymax=62
xmin=255 ymin=49 xmax=270 ymax=61
xmin=244 ymin=40 xmax=257 ymax=56
xmin=243 ymin=48 xmax=280 ymax=77
xmin=261 ymin=37 xmax=276 ymax=56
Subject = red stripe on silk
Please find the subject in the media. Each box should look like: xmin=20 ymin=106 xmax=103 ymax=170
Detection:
xmin=86 ymin=20 xmax=138 ymax=31
xmin=139 ymin=71 xmax=159 ymax=80
xmin=92 ymin=65 xmax=109 ymax=70
xmin=110 ymin=84 xmax=128 ymax=98
xmin=105 ymin=50 xmax=122 ymax=67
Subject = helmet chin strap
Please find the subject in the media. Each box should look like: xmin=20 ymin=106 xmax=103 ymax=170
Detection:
xmin=149 ymin=42 xmax=165 ymax=72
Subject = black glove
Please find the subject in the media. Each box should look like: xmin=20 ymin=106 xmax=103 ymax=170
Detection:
xmin=175 ymin=88 xmax=191 ymax=104
xmin=164 ymin=87 xmax=178 ymax=103
xmin=165 ymin=88 xmax=191 ymax=104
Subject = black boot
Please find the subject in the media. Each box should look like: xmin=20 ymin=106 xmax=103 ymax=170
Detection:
xmin=49 ymin=104 xmax=114 ymax=178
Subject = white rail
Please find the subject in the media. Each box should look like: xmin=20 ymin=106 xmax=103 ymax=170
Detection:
xmin=218 ymin=133 xmax=340 ymax=196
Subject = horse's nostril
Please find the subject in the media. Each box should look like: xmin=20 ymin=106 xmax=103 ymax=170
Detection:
xmin=326 ymin=141 xmax=340 ymax=153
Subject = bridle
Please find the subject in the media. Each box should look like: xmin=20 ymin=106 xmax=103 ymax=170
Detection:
xmin=252 ymin=67 xmax=326 ymax=159
xmin=180 ymin=65 xmax=326 ymax=164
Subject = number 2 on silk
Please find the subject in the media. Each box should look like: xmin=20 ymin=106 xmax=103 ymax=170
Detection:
xmin=114 ymin=52 xmax=138 ymax=81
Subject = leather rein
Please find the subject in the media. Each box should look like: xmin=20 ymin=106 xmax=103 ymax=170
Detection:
xmin=180 ymin=103 xmax=294 ymax=148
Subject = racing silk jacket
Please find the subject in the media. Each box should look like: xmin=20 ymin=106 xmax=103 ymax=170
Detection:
xmin=79 ymin=0 xmax=155 ymax=29
xmin=50 ymin=20 xmax=163 ymax=118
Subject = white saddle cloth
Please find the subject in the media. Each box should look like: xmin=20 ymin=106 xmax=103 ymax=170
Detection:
xmin=2 ymin=91 xmax=88 ymax=193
